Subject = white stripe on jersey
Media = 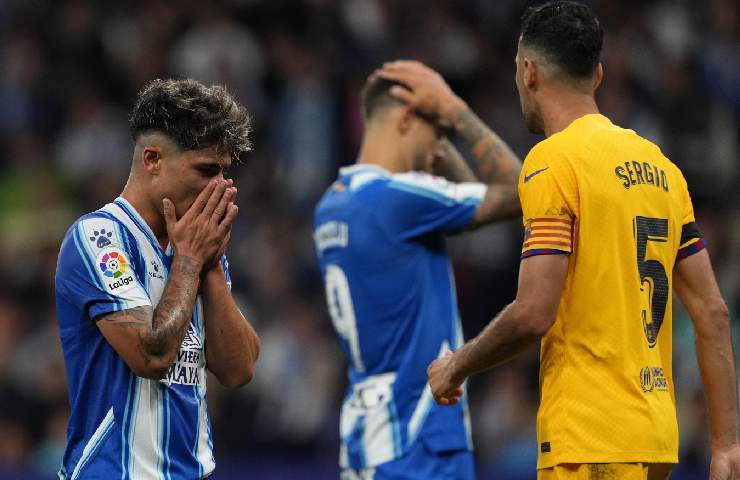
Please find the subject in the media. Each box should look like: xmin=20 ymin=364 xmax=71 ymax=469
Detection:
xmin=407 ymin=341 xmax=450 ymax=445
xmin=131 ymin=378 xmax=164 ymax=479
xmin=390 ymin=171 xmax=486 ymax=204
xmin=70 ymin=407 xmax=114 ymax=480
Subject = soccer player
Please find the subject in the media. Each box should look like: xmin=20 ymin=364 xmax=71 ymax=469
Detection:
xmin=54 ymin=79 xmax=260 ymax=479
xmin=421 ymin=2 xmax=740 ymax=479
xmin=313 ymin=68 xmax=521 ymax=479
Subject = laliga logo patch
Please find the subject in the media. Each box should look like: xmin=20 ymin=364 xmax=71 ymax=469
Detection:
xmin=96 ymin=247 xmax=137 ymax=294
xmin=99 ymin=250 xmax=128 ymax=278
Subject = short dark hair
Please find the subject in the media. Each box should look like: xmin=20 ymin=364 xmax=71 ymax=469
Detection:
xmin=129 ymin=79 xmax=252 ymax=162
xmin=520 ymin=1 xmax=603 ymax=79
xmin=360 ymin=77 xmax=404 ymax=121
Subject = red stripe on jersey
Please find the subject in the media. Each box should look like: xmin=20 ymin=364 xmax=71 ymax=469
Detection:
xmin=524 ymin=240 xmax=571 ymax=248
xmin=530 ymin=218 xmax=572 ymax=225
xmin=527 ymin=233 xmax=571 ymax=240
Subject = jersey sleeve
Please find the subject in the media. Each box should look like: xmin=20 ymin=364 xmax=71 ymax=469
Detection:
xmin=373 ymin=171 xmax=487 ymax=240
xmin=56 ymin=216 xmax=151 ymax=321
xmin=675 ymin=169 xmax=706 ymax=261
xmin=221 ymin=255 xmax=232 ymax=291
xmin=518 ymin=144 xmax=578 ymax=259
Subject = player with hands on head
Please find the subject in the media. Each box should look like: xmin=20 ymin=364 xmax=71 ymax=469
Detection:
xmin=55 ymin=78 xmax=259 ymax=480
xmin=427 ymin=2 xmax=740 ymax=480
xmin=314 ymin=61 xmax=522 ymax=480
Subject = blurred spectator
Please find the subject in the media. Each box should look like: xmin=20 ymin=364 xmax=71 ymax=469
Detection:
xmin=0 ymin=1 xmax=737 ymax=478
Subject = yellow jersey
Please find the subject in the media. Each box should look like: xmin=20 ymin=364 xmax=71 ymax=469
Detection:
xmin=517 ymin=114 xmax=705 ymax=469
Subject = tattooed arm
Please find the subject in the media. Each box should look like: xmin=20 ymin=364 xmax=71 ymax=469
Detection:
xmin=96 ymin=255 xmax=202 ymax=379
xmin=96 ymin=179 xmax=237 ymax=379
xmin=377 ymin=60 xmax=523 ymax=225
xmin=432 ymin=138 xmax=477 ymax=183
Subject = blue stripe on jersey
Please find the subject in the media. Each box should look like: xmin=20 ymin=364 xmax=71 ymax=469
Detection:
xmin=121 ymin=373 xmax=136 ymax=479
xmin=114 ymin=198 xmax=163 ymax=257
xmin=192 ymin=386 xmax=203 ymax=479
xmin=127 ymin=377 xmax=141 ymax=477
xmin=163 ymin=387 xmax=172 ymax=480
xmin=388 ymin=402 xmax=402 ymax=458
xmin=70 ymin=409 xmax=114 ymax=480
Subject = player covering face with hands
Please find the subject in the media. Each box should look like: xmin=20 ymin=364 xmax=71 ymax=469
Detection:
xmin=55 ymin=78 xmax=259 ymax=480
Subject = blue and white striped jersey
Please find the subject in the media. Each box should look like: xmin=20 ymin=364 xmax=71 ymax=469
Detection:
xmin=314 ymin=164 xmax=486 ymax=469
xmin=55 ymin=197 xmax=224 ymax=480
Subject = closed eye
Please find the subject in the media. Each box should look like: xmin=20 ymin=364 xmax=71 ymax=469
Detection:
xmin=196 ymin=165 xmax=222 ymax=177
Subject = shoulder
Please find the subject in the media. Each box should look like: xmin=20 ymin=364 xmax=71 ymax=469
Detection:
xmin=387 ymin=171 xmax=484 ymax=204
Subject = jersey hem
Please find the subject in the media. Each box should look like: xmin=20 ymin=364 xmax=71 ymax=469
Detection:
xmin=537 ymin=451 xmax=678 ymax=469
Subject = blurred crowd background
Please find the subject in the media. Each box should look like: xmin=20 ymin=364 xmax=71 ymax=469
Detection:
xmin=0 ymin=0 xmax=738 ymax=478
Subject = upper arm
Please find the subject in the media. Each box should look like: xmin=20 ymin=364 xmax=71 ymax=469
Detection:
xmin=57 ymin=217 xmax=157 ymax=375
xmin=674 ymin=249 xmax=729 ymax=332
xmin=377 ymin=172 xmax=486 ymax=239
xmin=515 ymin=254 xmax=569 ymax=335
xmin=518 ymin=149 xmax=578 ymax=259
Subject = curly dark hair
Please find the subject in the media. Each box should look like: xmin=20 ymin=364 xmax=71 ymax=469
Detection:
xmin=520 ymin=1 xmax=603 ymax=79
xmin=129 ymin=78 xmax=252 ymax=163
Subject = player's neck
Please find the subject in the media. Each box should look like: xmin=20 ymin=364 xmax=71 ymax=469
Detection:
xmin=356 ymin=133 xmax=406 ymax=173
xmin=540 ymin=91 xmax=600 ymax=137
xmin=120 ymin=180 xmax=168 ymax=248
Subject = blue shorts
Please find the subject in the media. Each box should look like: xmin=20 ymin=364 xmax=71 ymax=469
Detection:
xmin=340 ymin=441 xmax=475 ymax=480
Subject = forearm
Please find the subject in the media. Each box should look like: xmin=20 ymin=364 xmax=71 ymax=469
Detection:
xmin=695 ymin=313 xmax=739 ymax=448
xmin=450 ymin=301 xmax=540 ymax=381
xmin=444 ymin=99 xmax=522 ymax=186
xmin=433 ymin=139 xmax=477 ymax=183
xmin=202 ymin=265 xmax=260 ymax=387
xmin=142 ymin=255 xmax=202 ymax=367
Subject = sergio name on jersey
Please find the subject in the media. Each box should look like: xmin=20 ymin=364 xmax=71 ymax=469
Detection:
xmin=518 ymin=114 xmax=705 ymax=468
xmin=314 ymin=164 xmax=486 ymax=469
xmin=55 ymin=197 xmax=228 ymax=480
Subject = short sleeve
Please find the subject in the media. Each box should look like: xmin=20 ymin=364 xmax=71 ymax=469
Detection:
xmin=373 ymin=172 xmax=487 ymax=240
xmin=56 ymin=216 xmax=151 ymax=321
xmin=675 ymin=169 xmax=706 ymax=261
xmin=221 ymin=255 xmax=232 ymax=291
xmin=518 ymin=146 xmax=578 ymax=259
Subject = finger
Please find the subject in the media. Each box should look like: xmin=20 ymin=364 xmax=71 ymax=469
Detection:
xmin=211 ymin=187 xmax=236 ymax=223
xmin=202 ymin=180 xmax=227 ymax=218
xmin=218 ymin=203 xmax=239 ymax=232
xmin=375 ymin=67 xmax=416 ymax=87
xmin=389 ymin=85 xmax=414 ymax=104
xmin=162 ymin=198 xmax=176 ymax=230
xmin=186 ymin=180 xmax=218 ymax=218
xmin=383 ymin=60 xmax=425 ymax=74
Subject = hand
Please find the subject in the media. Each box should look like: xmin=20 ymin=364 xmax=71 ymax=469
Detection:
xmin=427 ymin=352 xmax=465 ymax=406
xmin=163 ymin=179 xmax=238 ymax=269
xmin=375 ymin=60 xmax=466 ymax=128
xmin=710 ymin=445 xmax=740 ymax=479
xmin=206 ymin=184 xmax=238 ymax=272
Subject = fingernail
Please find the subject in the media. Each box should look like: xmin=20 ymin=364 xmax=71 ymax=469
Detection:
xmin=163 ymin=198 xmax=170 ymax=208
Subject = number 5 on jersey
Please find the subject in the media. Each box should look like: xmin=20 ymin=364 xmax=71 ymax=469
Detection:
xmin=634 ymin=216 xmax=669 ymax=347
